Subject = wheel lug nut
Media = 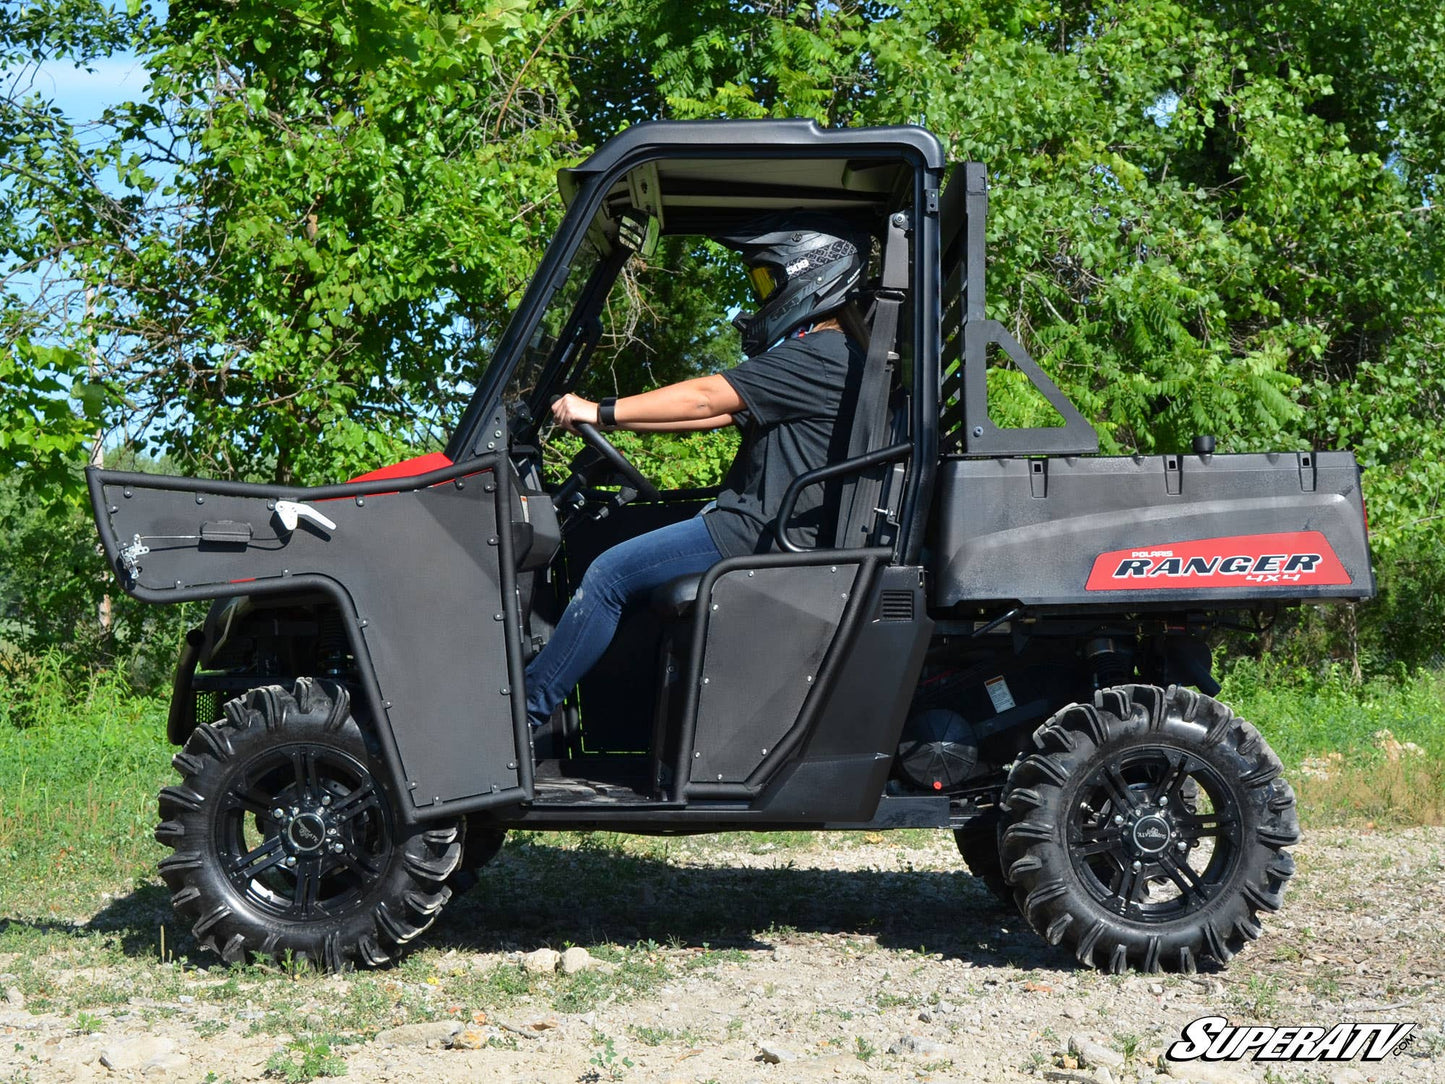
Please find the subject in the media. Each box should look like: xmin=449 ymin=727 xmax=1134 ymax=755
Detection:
xmin=331 ymin=842 xmax=345 ymax=854
xmin=1131 ymin=860 xmax=1142 ymax=873
xmin=1159 ymin=796 xmax=1169 ymax=808
xmin=1113 ymin=814 xmax=1125 ymax=825
xmin=1177 ymin=841 xmax=1188 ymax=853
xmin=285 ymin=856 xmax=297 ymax=867
xmin=272 ymin=808 xmax=286 ymax=820
xmin=321 ymin=795 xmax=332 ymax=806
xmin=327 ymin=828 xmax=338 ymax=837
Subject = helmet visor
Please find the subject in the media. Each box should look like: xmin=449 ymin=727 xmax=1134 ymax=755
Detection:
xmin=746 ymin=265 xmax=780 ymax=302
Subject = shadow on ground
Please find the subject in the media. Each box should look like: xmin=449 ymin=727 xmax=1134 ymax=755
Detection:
xmin=441 ymin=839 xmax=1072 ymax=970
xmin=26 ymin=839 xmax=1081 ymax=973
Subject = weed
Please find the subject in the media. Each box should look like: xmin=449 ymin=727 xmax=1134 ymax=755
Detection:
xmin=587 ymin=1032 xmax=633 ymax=1081
xmin=1240 ymin=975 xmax=1281 ymax=1018
xmin=854 ymin=1036 xmax=875 ymax=1062
xmin=1114 ymin=1032 xmax=1142 ymax=1062
xmin=876 ymin=989 xmax=915 ymax=1010
xmin=630 ymin=1024 xmax=701 ymax=1046
xmin=263 ymin=1037 xmax=347 ymax=1082
xmin=72 ymin=1011 xmax=103 ymax=1035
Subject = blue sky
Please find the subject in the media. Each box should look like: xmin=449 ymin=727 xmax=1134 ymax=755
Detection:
xmin=11 ymin=52 xmax=150 ymax=123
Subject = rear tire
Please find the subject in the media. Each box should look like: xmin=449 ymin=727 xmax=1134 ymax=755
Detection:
xmin=155 ymin=678 xmax=462 ymax=970
xmin=1000 ymin=684 xmax=1297 ymax=974
xmin=953 ymin=811 xmax=1012 ymax=905
xmin=446 ymin=821 xmax=508 ymax=895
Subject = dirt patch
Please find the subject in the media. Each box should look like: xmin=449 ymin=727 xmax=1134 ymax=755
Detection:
xmin=0 ymin=827 xmax=1440 ymax=1083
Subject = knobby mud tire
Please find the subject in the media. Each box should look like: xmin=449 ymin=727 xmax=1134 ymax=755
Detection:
xmin=953 ymin=812 xmax=1012 ymax=906
xmin=1000 ymin=684 xmax=1297 ymax=974
xmin=446 ymin=821 xmax=509 ymax=896
xmin=155 ymin=678 xmax=463 ymax=971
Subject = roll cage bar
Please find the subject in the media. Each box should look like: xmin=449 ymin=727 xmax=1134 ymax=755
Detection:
xmin=445 ymin=118 xmax=948 ymax=563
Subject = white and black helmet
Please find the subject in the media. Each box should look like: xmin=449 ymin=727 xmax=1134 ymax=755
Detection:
xmin=717 ymin=213 xmax=869 ymax=357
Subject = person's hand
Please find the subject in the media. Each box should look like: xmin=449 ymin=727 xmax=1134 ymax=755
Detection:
xmin=550 ymin=393 xmax=600 ymax=432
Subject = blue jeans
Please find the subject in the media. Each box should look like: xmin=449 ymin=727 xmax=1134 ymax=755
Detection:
xmin=525 ymin=515 xmax=722 ymax=728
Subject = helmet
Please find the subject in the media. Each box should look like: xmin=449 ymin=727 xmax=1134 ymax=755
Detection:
xmin=716 ymin=213 xmax=869 ymax=357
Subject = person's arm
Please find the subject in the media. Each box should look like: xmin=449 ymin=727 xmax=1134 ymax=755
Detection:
xmin=551 ymin=373 xmax=745 ymax=433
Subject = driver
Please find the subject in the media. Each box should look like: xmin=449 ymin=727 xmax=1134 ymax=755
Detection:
xmin=525 ymin=214 xmax=870 ymax=752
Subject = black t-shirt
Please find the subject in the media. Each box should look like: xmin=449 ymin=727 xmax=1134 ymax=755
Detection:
xmin=705 ymin=329 xmax=864 ymax=559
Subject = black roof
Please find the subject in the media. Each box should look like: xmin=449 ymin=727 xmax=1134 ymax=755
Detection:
xmin=557 ymin=119 xmax=947 ymax=236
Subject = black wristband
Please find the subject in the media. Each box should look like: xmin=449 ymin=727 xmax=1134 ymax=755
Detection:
xmin=598 ymin=397 xmax=618 ymax=430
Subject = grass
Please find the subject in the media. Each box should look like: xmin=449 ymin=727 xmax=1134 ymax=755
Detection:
xmin=1222 ymin=659 xmax=1445 ymax=825
xmin=0 ymin=656 xmax=171 ymax=915
xmin=0 ymin=647 xmax=1440 ymax=1018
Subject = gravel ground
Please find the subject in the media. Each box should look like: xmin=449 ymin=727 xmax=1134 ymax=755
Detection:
xmin=0 ymin=826 xmax=1440 ymax=1084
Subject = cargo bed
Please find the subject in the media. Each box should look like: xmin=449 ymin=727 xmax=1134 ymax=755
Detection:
xmin=929 ymin=450 xmax=1373 ymax=608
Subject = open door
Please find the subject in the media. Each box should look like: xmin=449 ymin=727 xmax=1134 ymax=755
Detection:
xmin=88 ymin=455 xmax=533 ymax=821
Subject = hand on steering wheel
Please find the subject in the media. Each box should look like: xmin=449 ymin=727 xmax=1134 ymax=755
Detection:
xmin=550 ymin=394 xmax=661 ymax=502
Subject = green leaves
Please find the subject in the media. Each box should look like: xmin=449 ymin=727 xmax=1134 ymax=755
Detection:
xmin=2 ymin=0 xmax=1442 ymax=558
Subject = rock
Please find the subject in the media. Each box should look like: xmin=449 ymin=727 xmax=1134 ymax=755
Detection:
xmin=888 ymin=1034 xmax=947 ymax=1057
xmin=4 ymin=987 xmax=24 ymax=1009
xmin=99 ymin=1035 xmax=175 ymax=1071
xmin=522 ymin=948 xmax=561 ymax=974
xmin=449 ymin=1026 xmax=488 ymax=1050
xmin=757 ymin=1042 xmax=799 ymax=1063
xmin=560 ymin=947 xmax=598 ymax=974
xmin=1150 ymin=983 xmax=1165 ymax=995
xmin=373 ymin=1021 xmax=463 ymax=1048
xmin=917 ymin=1008 xmax=933 ymax=1023
xmin=1069 ymin=1034 xmax=1126 ymax=1070
xmin=142 ymin=1051 xmax=191 ymax=1075
xmin=1093 ymin=1067 xmax=1115 ymax=1084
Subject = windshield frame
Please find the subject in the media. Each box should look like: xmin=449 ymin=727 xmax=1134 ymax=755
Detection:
xmin=445 ymin=172 xmax=617 ymax=461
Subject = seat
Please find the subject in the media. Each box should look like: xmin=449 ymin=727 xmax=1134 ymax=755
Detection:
xmin=650 ymin=571 xmax=705 ymax=618
xmin=647 ymin=211 xmax=910 ymax=621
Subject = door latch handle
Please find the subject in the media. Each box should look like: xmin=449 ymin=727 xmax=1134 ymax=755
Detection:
xmin=274 ymin=500 xmax=337 ymax=533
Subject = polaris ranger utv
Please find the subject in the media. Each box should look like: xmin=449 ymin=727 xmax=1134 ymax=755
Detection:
xmin=89 ymin=120 xmax=1373 ymax=975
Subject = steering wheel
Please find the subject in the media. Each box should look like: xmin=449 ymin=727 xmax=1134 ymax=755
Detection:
xmin=574 ymin=421 xmax=662 ymax=502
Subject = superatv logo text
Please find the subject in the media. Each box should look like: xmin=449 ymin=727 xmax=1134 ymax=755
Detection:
xmin=1167 ymin=1016 xmax=1414 ymax=1063
xmin=1085 ymin=531 xmax=1353 ymax=592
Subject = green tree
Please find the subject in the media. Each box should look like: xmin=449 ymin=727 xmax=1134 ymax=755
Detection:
xmin=4 ymin=0 xmax=583 ymax=491
xmin=5 ymin=0 xmax=1444 ymax=671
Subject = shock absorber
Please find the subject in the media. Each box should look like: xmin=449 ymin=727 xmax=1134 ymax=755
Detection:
xmin=1085 ymin=636 xmax=1135 ymax=689
xmin=317 ymin=610 xmax=351 ymax=677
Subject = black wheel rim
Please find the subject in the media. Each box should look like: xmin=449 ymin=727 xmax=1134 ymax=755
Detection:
xmin=216 ymin=742 xmax=393 ymax=922
xmin=1067 ymin=744 xmax=1242 ymax=923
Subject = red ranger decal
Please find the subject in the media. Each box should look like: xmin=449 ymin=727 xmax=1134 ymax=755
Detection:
xmin=1086 ymin=532 xmax=1351 ymax=591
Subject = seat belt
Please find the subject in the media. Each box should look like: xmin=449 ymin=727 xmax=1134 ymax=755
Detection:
xmin=836 ymin=212 xmax=910 ymax=548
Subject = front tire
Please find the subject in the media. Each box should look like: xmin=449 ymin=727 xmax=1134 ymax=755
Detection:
xmin=155 ymin=679 xmax=463 ymax=970
xmin=1000 ymin=685 xmax=1297 ymax=973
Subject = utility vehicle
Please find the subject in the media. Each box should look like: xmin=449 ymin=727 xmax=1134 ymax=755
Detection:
xmin=89 ymin=120 xmax=1373 ymax=974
